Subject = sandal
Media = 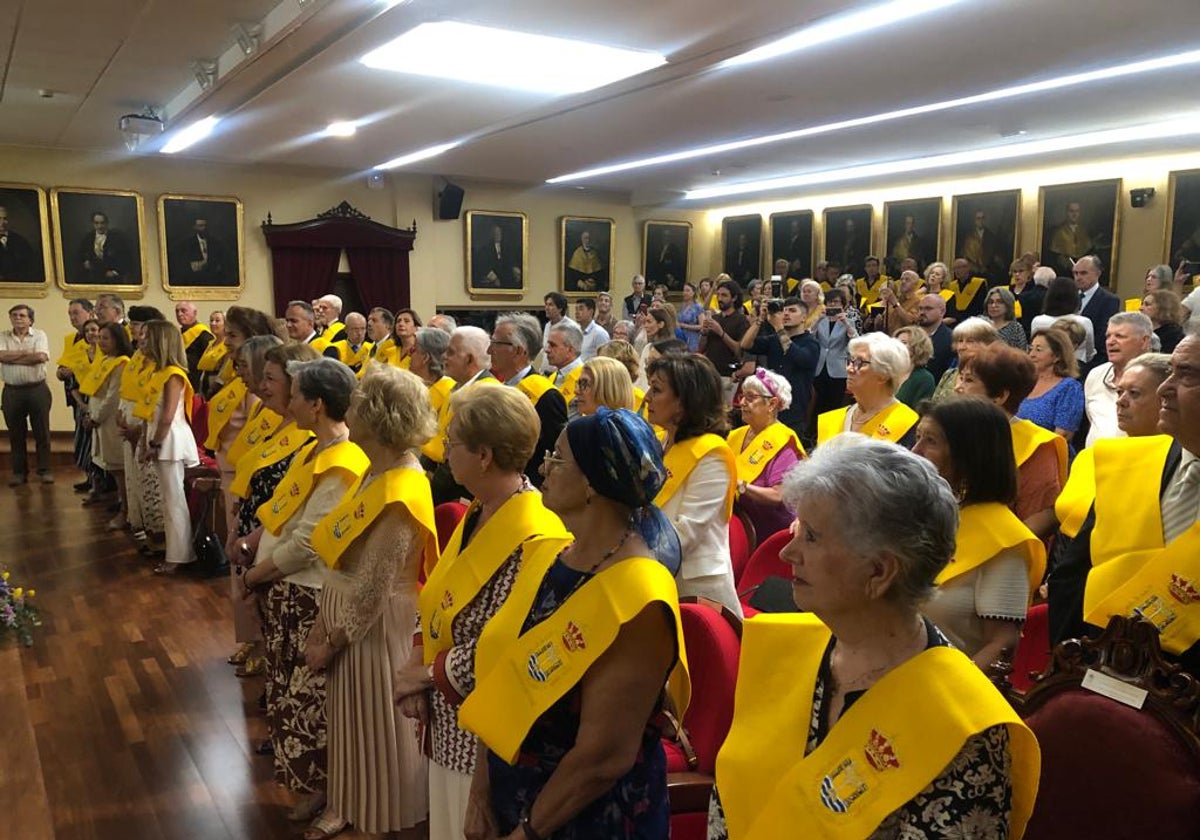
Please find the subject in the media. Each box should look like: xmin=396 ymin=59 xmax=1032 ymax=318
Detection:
xmin=288 ymin=791 xmax=327 ymax=823
xmin=227 ymin=643 xmax=256 ymax=665
xmin=303 ymin=812 xmax=347 ymax=840
xmin=235 ymin=656 xmax=266 ymax=677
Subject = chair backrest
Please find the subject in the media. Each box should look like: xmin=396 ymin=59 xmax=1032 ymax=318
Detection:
xmin=433 ymin=501 xmax=468 ymax=552
xmin=677 ymin=602 xmax=741 ymax=775
xmin=737 ymin=528 xmax=792 ymax=594
xmin=1009 ymin=615 xmax=1200 ymax=840
xmin=728 ymin=513 xmax=753 ymax=584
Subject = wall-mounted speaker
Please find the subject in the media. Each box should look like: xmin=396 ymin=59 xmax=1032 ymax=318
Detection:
xmin=436 ymin=180 xmax=465 ymax=220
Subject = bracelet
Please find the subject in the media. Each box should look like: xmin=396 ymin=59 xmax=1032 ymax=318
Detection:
xmin=520 ymin=808 xmax=543 ymax=840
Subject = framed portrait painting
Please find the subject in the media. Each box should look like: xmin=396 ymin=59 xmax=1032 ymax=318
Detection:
xmin=158 ymin=194 xmax=244 ymax=300
xmin=1165 ymin=168 xmax=1200 ymax=282
xmin=882 ymin=197 xmax=941 ymax=276
xmin=50 ymin=187 xmax=147 ymax=295
xmin=642 ymin=220 xmax=691 ymax=293
xmin=0 ymin=182 xmax=53 ymax=297
xmin=722 ymin=214 xmax=762 ymax=287
xmin=769 ymin=210 xmax=814 ymax=286
xmin=465 ymin=210 xmax=526 ymax=296
xmin=1038 ymin=179 xmax=1122 ymax=280
xmin=822 ymin=205 xmax=872 ymax=279
xmin=950 ymin=190 xmax=1019 ymax=287
xmin=560 ymin=215 xmax=614 ymax=296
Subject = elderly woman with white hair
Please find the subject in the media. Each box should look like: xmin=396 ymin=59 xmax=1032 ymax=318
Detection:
xmin=708 ymin=436 xmax=1040 ymax=839
xmin=931 ymin=316 xmax=1000 ymax=403
xmin=817 ymin=332 xmax=919 ymax=447
xmin=729 ymin=369 xmax=806 ymax=539
xmin=798 ymin=278 xmax=825 ymax=331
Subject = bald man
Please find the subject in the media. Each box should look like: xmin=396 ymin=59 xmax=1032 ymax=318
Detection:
xmin=175 ymin=300 xmax=213 ymax=390
xmin=916 ymin=294 xmax=954 ymax=380
xmin=323 ymin=312 xmax=372 ymax=372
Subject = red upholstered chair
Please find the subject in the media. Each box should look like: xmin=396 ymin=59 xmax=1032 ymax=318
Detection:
xmin=433 ymin=501 xmax=468 ymax=553
xmin=727 ymin=507 xmax=755 ymax=585
xmin=736 ymin=528 xmax=792 ymax=615
xmin=1005 ymin=616 xmax=1200 ymax=840
xmin=666 ymin=601 xmax=742 ymax=840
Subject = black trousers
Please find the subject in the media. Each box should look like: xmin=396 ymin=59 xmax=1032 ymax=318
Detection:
xmin=2 ymin=380 xmax=52 ymax=476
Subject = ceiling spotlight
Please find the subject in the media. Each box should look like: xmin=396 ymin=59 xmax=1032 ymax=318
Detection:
xmin=191 ymin=59 xmax=218 ymax=91
xmin=233 ymin=23 xmax=262 ymax=56
xmin=118 ymin=107 xmax=164 ymax=152
xmin=325 ymin=121 xmax=357 ymax=137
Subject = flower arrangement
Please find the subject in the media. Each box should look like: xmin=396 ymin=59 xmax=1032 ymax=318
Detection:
xmin=0 ymin=569 xmax=40 ymax=647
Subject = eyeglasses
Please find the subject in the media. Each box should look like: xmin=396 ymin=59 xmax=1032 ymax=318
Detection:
xmin=489 ymin=338 xmax=517 ymax=348
xmin=543 ymin=450 xmax=568 ymax=470
xmin=443 ymin=435 xmax=466 ymax=452
xmin=576 ymin=378 xmax=592 ymax=392
xmin=846 ymin=358 xmax=873 ymax=372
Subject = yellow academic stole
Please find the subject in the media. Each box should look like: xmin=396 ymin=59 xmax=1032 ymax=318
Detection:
xmin=181 ymin=323 xmax=211 ymax=350
xmin=1084 ymin=436 xmax=1200 ymax=654
xmin=420 ymin=494 xmax=569 ymax=661
xmin=226 ymin=402 xmax=278 ymax=465
xmin=79 ymin=353 xmax=126 ymax=398
xmin=331 ymin=340 xmax=373 ymax=371
xmin=516 ymin=372 xmax=556 ymax=404
xmin=217 ymin=355 xmax=236 ymax=384
xmin=728 ymin=421 xmax=804 ymax=486
xmin=655 ymin=433 xmax=736 ymax=520
xmin=118 ymin=350 xmax=148 ymax=402
xmin=257 ymin=439 xmax=370 ymax=535
xmin=372 ymin=338 xmax=397 ymax=367
xmin=230 ymin=420 xmax=312 ymax=498
xmin=817 ymin=402 xmax=917 ymax=446
xmin=132 ymin=365 xmax=194 ymax=422
xmin=196 ymin=339 xmax=227 ymax=372
xmin=57 ymin=333 xmax=87 ymax=371
xmin=555 ymin=365 xmax=583 ymax=406
xmin=459 ymin=548 xmax=690 ymax=765
xmin=715 ymin=615 xmax=1040 ymax=840
xmin=1010 ymin=417 xmax=1067 ymax=487
xmin=856 ymin=276 xmax=889 ymax=308
xmin=419 ymin=376 xmax=456 ymax=462
xmin=1124 ymin=297 xmax=1142 ymax=313
xmin=312 ymin=466 xmax=439 ymax=576
xmin=951 ymin=277 xmax=986 ymax=312
xmin=1054 ymin=448 xmax=1095 ymax=539
xmin=204 ymin=376 xmax=248 ymax=450
xmin=938 ymin=503 xmax=1046 ymax=594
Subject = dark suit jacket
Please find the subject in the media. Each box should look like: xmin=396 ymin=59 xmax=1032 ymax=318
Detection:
xmin=474 ymin=242 xmax=517 ymax=288
xmin=648 ymin=243 xmax=683 ymax=290
xmin=623 ymin=292 xmax=651 ymax=320
xmin=77 ymin=229 xmax=135 ymax=283
xmin=182 ymin=327 xmax=213 ymax=391
xmin=1046 ymin=441 xmax=1199 ymax=675
xmin=427 ymin=371 xmax=498 ymax=505
xmin=1080 ymin=285 xmax=1121 ymax=367
xmin=927 ymin=324 xmax=954 ymax=381
xmin=0 ymin=230 xmax=40 ymax=282
xmin=1015 ymin=284 xmax=1046 ymax=336
xmin=524 ymin=373 xmax=567 ymax=488
xmin=170 ymin=233 xmax=234 ymax=286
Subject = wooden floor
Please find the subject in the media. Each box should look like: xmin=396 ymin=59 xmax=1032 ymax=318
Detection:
xmin=0 ymin=467 xmax=419 ymax=840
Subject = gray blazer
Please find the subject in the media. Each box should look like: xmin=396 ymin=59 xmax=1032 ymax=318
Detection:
xmin=814 ymin=317 xmax=853 ymax=379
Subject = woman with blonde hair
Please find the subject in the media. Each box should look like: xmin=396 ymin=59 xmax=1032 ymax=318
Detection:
xmin=136 ymin=320 xmax=201 ymax=574
xmin=1140 ymin=288 xmax=1185 ymax=353
xmin=597 ymin=339 xmax=643 ymax=406
xmin=798 ymin=278 xmax=825 ymax=331
xmin=932 ymin=317 xmax=999 ymax=403
xmin=893 ymin=325 xmax=936 ymax=407
xmin=576 ymin=356 xmax=636 ymax=416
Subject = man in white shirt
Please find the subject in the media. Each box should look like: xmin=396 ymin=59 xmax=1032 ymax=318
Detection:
xmin=540 ymin=292 xmax=578 ymax=373
xmin=1 ymin=304 xmax=52 ymax=485
xmin=284 ymin=300 xmax=318 ymax=345
xmin=546 ymin=322 xmax=585 ymax=418
xmin=1084 ymin=312 xmax=1153 ymax=447
xmin=573 ymin=297 xmax=610 ymax=362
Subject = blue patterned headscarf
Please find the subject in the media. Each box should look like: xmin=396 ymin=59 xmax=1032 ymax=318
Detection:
xmin=566 ymin=407 xmax=682 ymax=575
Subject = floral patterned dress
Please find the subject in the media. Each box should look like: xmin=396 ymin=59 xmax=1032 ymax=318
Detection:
xmin=707 ymin=620 xmax=1013 ymax=839
xmin=487 ymin=557 xmax=671 ymax=839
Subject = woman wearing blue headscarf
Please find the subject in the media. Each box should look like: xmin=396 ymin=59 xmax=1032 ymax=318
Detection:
xmin=459 ymin=408 xmax=691 ymax=840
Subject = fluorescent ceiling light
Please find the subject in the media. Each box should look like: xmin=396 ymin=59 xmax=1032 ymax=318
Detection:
xmin=325 ymin=121 xmax=357 ymax=137
xmin=361 ymin=22 xmax=666 ymax=94
xmin=160 ymin=116 xmax=219 ymax=154
xmin=723 ymin=0 xmax=966 ymax=69
xmin=684 ymin=115 xmax=1200 ymax=200
xmin=547 ymin=48 xmax=1200 ymax=184
xmin=375 ymin=141 xmax=460 ymax=170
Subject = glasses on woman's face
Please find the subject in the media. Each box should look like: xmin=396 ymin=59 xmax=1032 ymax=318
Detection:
xmin=846 ymin=357 xmax=873 ymax=372
xmin=443 ymin=435 xmax=466 ymax=453
xmin=741 ymin=392 xmax=768 ymax=405
xmin=576 ymin=377 xmax=592 ymax=393
xmin=543 ymin=450 xmax=568 ymax=471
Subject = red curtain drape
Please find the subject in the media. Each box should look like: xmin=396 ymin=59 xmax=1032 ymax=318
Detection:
xmin=346 ymin=246 xmax=409 ymax=312
xmin=269 ymin=247 xmax=341 ymax=316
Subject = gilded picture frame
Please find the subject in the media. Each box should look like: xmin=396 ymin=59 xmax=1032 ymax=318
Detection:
xmin=949 ymin=190 xmax=1020 ymax=287
xmin=882 ymin=197 xmax=941 ymax=276
xmin=466 ymin=210 xmax=527 ymax=297
xmin=560 ymin=215 xmax=615 ymax=296
xmin=1164 ymin=168 xmax=1200 ymax=282
xmin=0 ymin=182 xmax=53 ymax=298
xmin=642 ymin=220 xmax=692 ymax=294
xmin=50 ymin=186 xmax=148 ymax=296
xmin=158 ymin=193 xmax=245 ymax=300
xmin=822 ymin=205 xmax=873 ymax=279
xmin=721 ymin=214 xmax=763 ymax=287
xmin=768 ymin=210 xmax=814 ymax=286
xmin=1037 ymin=179 xmax=1123 ymax=282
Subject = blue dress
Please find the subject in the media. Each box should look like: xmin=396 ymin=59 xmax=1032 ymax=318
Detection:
xmin=487 ymin=557 xmax=671 ymax=839
xmin=678 ymin=302 xmax=704 ymax=352
xmin=1016 ymin=377 xmax=1084 ymax=454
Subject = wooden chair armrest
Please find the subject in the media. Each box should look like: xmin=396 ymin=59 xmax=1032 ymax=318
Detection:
xmin=667 ymin=771 xmax=714 ymax=813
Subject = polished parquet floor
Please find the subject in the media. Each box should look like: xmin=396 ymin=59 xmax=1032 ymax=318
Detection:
xmin=1 ymin=468 xmax=413 ymax=840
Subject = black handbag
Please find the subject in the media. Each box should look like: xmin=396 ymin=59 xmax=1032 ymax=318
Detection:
xmin=191 ymin=475 xmax=229 ymax=574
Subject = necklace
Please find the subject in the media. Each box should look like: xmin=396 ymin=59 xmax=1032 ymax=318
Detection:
xmin=311 ymin=430 xmax=348 ymax=457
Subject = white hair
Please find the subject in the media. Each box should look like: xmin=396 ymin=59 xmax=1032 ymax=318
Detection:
xmin=1032 ymin=266 xmax=1056 ymax=287
xmin=318 ymin=294 xmax=343 ymax=315
xmin=452 ymin=325 xmax=491 ymax=370
xmin=740 ymin=368 xmax=793 ymax=410
xmin=848 ymin=332 xmax=912 ymax=392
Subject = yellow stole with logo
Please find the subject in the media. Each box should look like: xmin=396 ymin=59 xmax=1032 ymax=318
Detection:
xmin=132 ymin=365 xmax=194 ymax=423
xmin=950 ymin=277 xmax=986 ymax=312
xmin=516 ymin=372 xmax=556 ymax=404
xmin=312 ymin=466 xmax=439 ymax=576
xmin=1054 ymin=448 xmax=1096 ymax=539
xmin=118 ymin=350 xmax=148 ymax=402
xmin=1010 ymin=417 xmax=1067 ymax=487
xmin=728 ymin=421 xmax=804 ymax=485
xmin=181 ymin=323 xmax=211 ymax=350
xmin=419 ymin=376 xmax=456 ymax=463
xmin=230 ymin=420 xmax=312 ymax=498
xmin=371 ymin=338 xmax=396 ymax=366
xmin=204 ymin=377 xmax=249 ymax=451
xmin=257 ymin=439 xmax=370 ymax=535
xmin=817 ymin=402 xmax=918 ymax=446
xmin=655 ymin=433 xmax=736 ymax=520
xmin=57 ymin=333 xmax=88 ymax=372
xmin=79 ymin=353 xmax=126 ymax=398
xmin=459 ymin=546 xmax=690 ymax=764
xmin=715 ymin=614 xmax=1039 ymax=840
xmin=1084 ymin=436 xmax=1200 ymax=654
xmin=420 ymin=493 xmax=569 ymax=662
xmin=196 ymin=339 xmax=227 ymax=372
xmin=856 ymin=275 xmax=890 ymax=309
xmin=330 ymin=340 xmax=373 ymax=371
xmin=938 ymin=502 xmax=1046 ymax=594
xmin=555 ymin=365 xmax=584 ymax=407
xmin=226 ymin=401 xmax=279 ymax=466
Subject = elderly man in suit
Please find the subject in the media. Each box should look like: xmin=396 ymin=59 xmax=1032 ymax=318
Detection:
xmin=0 ymin=206 xmax=40 ymax=282
xmin=76 ymin=211 xmax=134 ymax=283
xmin=1075 ymin=254 xmax=1121 ymax=371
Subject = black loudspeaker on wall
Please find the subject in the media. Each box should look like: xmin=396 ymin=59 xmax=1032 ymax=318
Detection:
xmin=436 ymin=181 xmax=465 ymax=220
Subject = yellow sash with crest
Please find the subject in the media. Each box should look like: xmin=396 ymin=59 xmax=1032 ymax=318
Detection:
xmin=516 ymin=372 xmax=556 ymax=404
xmin=420 ymin=493 xmax=569 ymax=662
xmin=257 ymin=439 xmax=369 ymax=535
xmin=855 ymin=275 xmax=889 ymax=309
xmin=938 ymin=503 xmax=1045 ymax=594
xmin=1010 ymin=418 xmax=1067 ymax=486
xmin=555 ymin=365 xmax=583 ymax=406
xmin=459 ymin=546 xmax=690 ymax=765
xmin=181 ymin=323 xmax=211 ymax=350
xmin=230 ymin=420 xmax=312 ymax=498
xmin=419 ymin=376 xmax=456 ymax=463
xmin=817 ymin=402 xmax=918 ymax=446
xmin=118 ymin=350 xmax=148 ymax=402
xmin=715 ymin=614 xmax=1039 ymax=840
xmin=132 ymin=365 xmax=193 ymax=422
xmin=951 ymin=277 xmax=986 ymax=312
xmin=1054 ymin=447 xmax=1096 ymax=539
xmin=226 ymin=402 xmax=279 ymax=466
xmin=79 ymin=353 xmax=126 ymax=398
xmin=728 ymin=421 xmax=804 ymax=486
xmin=655 ymin=433 xmax=736 ymax=519
xmin=1083 ymin=436 xmax=1200 ymax=654
xmin=204 ymin=377 xmax=249 ymax=450
xmin=196 ymin=339 xmax=227 ymax=372
xmin=312 ymin=466 xmax=439 ymax=576
xmin=57 ymin=333 xmax=88 ymax=372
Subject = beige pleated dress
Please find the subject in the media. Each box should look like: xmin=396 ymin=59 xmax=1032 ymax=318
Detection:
xmin=319 ymin=501 xmax=429 ymax=832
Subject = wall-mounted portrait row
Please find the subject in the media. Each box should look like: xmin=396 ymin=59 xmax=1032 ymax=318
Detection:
xmin=0 ymin=182 xmax=244 ymax=299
